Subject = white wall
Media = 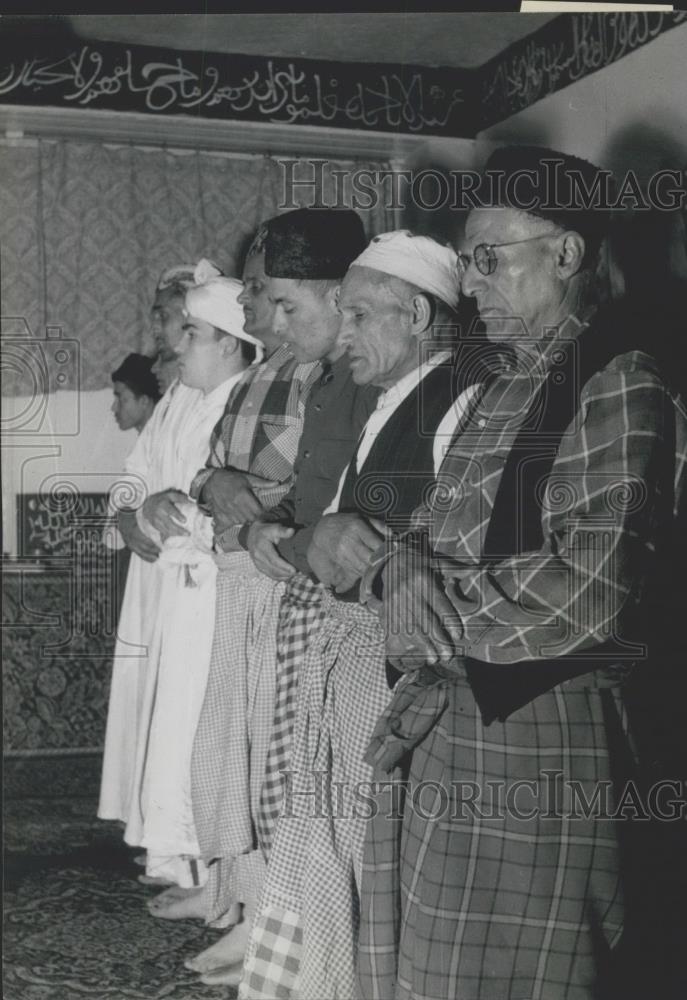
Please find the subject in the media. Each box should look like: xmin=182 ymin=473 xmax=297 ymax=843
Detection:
xmin=2 ymin=388 xmax=137 ymax=556
xmin=476 ymin=25 xmax=687 ymax=174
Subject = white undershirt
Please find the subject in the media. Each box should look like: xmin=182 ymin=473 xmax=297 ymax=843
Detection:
xmin=325 ymin=352 xmax=479 ymax=514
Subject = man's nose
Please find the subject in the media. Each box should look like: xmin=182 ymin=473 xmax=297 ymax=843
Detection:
xmin=460 ymin=262 xmax=485 ymax=299
xmin=337 ymin=317 xmax=354 ymax=347
xmin=272 ymin=310 xmax=287 ymax=335
xmin=237 ymin=287 xmax=248 ymax=306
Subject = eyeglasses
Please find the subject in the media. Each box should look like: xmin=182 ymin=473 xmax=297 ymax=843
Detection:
xmin=457 ymin=234 xmax=556 ymax=277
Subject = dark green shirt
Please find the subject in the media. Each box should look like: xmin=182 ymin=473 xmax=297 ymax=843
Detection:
xmin=239 ymin=353 xmax=378 ymax=574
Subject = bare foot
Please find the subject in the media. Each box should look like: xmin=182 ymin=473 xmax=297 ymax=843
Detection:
xmin=199 ymin=962 xmax=243 ymax=986
xmin=184 ymin=911 xmax=252 ymax=974
xmin=134 ymin=853 xmax=146 ymax=867
xmin=147 ymin=885 xmax=207 ymax=920
xmin=183 ymin=904 xmax=241 ymax=972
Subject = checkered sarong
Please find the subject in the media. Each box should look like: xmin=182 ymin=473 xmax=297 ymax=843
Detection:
xmin=190 ymin=552 xmax=286 ymax=923
xmin=358 ymin=671 xmax=628 ymax=1000
xmin=241 ymin=594 xmax=392 ymax=1000
xmin=256 ymin=574 xmax=328 ymax=856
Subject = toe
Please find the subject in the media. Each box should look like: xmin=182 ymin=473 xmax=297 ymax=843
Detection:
xmin=199 ymin=963 xmax=243 ymax=986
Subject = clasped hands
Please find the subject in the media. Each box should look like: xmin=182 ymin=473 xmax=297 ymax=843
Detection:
xmin=306 ymin=513 xmax=390 ymax=594
xmin=381 ymin=545 xmax=465 ymax=673
xmin=141 ymin=488 xmax=190 ymax=542
xmin=202 ymin=469 xmax=278 ymax=533
xmin=248 ymin=509 xmax=391 ymax=586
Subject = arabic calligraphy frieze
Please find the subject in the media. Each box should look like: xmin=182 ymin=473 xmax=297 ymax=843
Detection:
xmin=0 ymin=11 xmax=684 ymax=138
xmin=479 ymin=10 xmax=687 ymax=128
xmin=0 ymin=38 xmax=475 ymax=137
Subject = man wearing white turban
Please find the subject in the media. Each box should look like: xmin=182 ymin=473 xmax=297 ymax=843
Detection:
xmin=116 ymin=262 xmax=256 ymax=891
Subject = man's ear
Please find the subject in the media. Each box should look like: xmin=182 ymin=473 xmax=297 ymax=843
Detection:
xmin=328 ymin=284 xmax=342 ymax=313
xmin=220 ymin=333 xmax=239 ymax=358
xmin=410 ymin=293 xmax=433 ymax=335
xmin=556 ymin=232 xmax=586 ymax=277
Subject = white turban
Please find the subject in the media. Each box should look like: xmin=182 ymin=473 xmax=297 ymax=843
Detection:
xmin=184 ymin=259 xmax=264 ymax=361
xmin=351 ymin=230 xmax=460 ymax=310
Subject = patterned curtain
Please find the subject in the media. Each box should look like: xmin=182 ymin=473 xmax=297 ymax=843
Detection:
xmin=0 ymin=140 xmax=396 ymax=394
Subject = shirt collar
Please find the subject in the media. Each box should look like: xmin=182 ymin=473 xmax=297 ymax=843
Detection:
xmin=375 ymin=349 xmax=452 ymax=411
xmin=511 ymin=309 xmax=596 ymax=385
xmin=322 ymin=353 xmax=353 ymax=385
xmin=203 ymin=370 xmax=245 ymax=409
xmin=263 ymin=342 xmax=294 ymax=370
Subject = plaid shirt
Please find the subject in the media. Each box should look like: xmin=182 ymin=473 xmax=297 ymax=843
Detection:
xmin=374 ymin=314 xmax=687 ymax=667
xmin=189 ymin=344 xmax=321 ymax=551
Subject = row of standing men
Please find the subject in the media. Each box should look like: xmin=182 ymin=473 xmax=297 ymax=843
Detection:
xmin=100 ymin=145 xmax=687 ymax=1000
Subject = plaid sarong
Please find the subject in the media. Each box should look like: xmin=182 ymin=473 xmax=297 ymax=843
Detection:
xmin=358 ymin=671 xmax=629 ymax=1000
xmin=190 ymin=553 xmax=286 ymax=923
xmin=241 ymin=594 xmax=392 ymax=1000
xmin=256 ymin=573 xmax=328 ymax=857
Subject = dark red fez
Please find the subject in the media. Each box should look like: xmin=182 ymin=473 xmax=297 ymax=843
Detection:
xmin=264 ymin=208 xmax=367 ymax=280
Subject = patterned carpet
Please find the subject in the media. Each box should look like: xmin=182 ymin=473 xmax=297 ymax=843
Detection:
xmin=3 ymin=798 xmax=237 ymax=1000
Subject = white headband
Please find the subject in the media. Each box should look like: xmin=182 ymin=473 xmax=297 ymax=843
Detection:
xmin=184 ymin=260 xmax=264 ymax=361
xmin=351 ymin=230 xmax=460 ymax=310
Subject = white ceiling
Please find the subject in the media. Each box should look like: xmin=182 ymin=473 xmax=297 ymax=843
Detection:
xmin=66 ymin=13 xmax=556 ymax=70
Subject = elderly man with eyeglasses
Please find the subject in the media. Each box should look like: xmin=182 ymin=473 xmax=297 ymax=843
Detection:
xmin=357 ymin=146 xmax=687 ymax=1000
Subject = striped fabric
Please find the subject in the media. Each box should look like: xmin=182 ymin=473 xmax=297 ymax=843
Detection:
xmin=241 ymin=594 xmax=391 ymax=1000
xmin=255 ymin=573 xmax=328 ymax=857
xmin=190 ymin=555 xmax=286 ymax=923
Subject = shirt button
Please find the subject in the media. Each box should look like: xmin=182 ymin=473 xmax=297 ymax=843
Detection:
xmin=304 ymin=450 xmax=311 ymax=458
xmin=314 ymin=404 xmax=322 ymax=411
xmin=478 ymin=418 xmax=486 ymax=427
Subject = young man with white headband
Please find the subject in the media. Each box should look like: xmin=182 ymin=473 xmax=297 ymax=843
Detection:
xmin=240 ymin=230 xmax=490 ymax=1000
xmin=99 ymin=262 xmax=202 ymax=837
xmin=119 ymin=262 xmax=257 ymax=896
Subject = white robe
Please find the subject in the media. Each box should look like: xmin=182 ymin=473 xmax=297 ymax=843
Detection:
xmin=98 ymin=382 xmax=180 ymax=823
xmin=99 ymin=375 xmax=242 ymax=886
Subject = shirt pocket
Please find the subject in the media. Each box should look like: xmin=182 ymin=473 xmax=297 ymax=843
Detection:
xmin=258 ymin=414 xmax=302 ymax=471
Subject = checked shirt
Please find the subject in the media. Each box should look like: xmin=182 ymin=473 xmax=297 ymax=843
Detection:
xmin=190 ymin=343 xmax=321 ymax=552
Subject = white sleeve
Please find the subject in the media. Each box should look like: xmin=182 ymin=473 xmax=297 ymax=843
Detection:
xmin=322 ymin=461 xmax=350 ymax=516
xmin=432 ymin=383 xmax=481 ymax=474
